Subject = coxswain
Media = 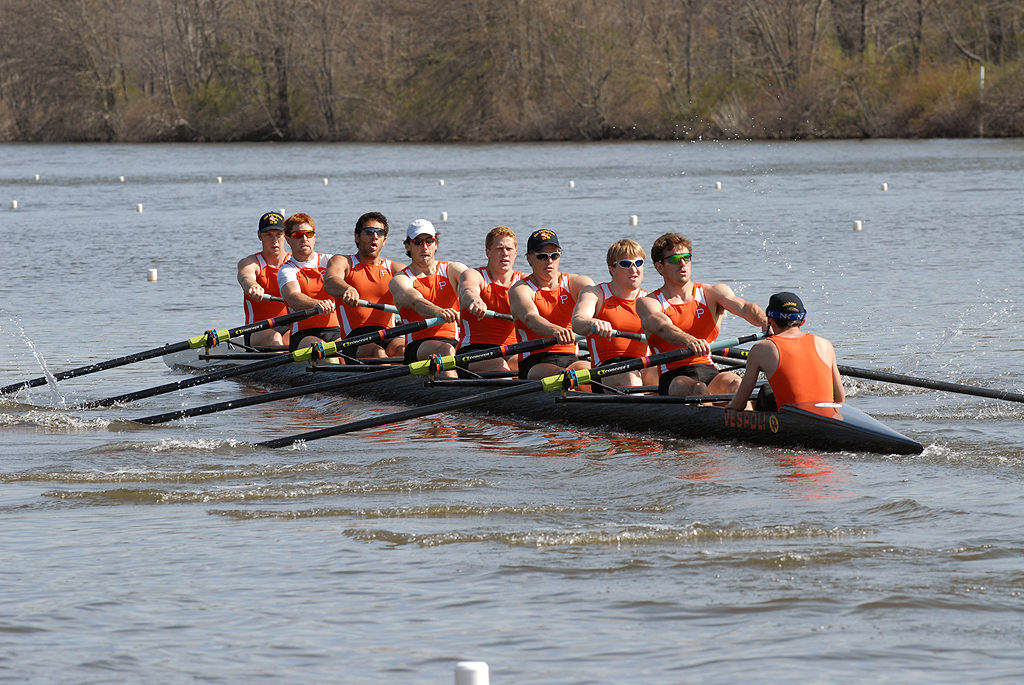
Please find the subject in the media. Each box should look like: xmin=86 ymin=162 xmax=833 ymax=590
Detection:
xmin=389 ymin=219 xmax=468 ymax=378
xmin=457 ymin=226 xmax=526 ymax=375
xmin=725 ymin=292 xmax=845 ymax=411
xmin=277 ymin=213 xmax=341 ymax=363
xmin=637 ymin=233 xmax=767 ymax=396
xmin=324 ymin=211 xmax=407 ymax=359
xmin=236 ymin=211 xmax=291 ymax=348
xmin=509 ymin=229 xmax=593 ymax=380
xmin=571 ymin=239 xmax=654 ymax=392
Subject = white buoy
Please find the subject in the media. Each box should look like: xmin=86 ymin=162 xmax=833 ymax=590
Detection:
xmin=147 ymin=268 xmax=158 ymax=282
xmin=119 ymin=176 xmax=125 ymax=183
xmin=323 ymin=178 xmax=329 ymax=185
xmin=569 ymin=180 xmax=575 ymax=189
xmin=853 ymin=220 xmax=863 ymax=231
xmin=11 ymin=200 xmax=18 ymax=210
xmin=454 ymin=661 xmax=489 ymax=685
xmin=881 ymin=182 xmax=888 ymax=191
xmin=278 ymin=208 xmax=286 ymax=217
xmin=33 ymin=174 xmax=40 ymax=181
xmin=629 ymin=215 xmax=638 ymax=226
xmin=137 ymin=203 xmax=144 ymax=212
xmin=216 ymin=176 xmax=223 ymax=184
xmin=439 ymin=179 xmax=445 ymax=186
xmin=440 ymin=211 xmax=448 ymax=222
xmin=715 ymin=181 xmax=722 ymax=190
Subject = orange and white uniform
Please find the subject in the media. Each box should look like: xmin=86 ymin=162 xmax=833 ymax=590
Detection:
xmin=397 ymin=261 xmax=459 ymax=343
xmin=586 ymin=283 xmax=649 ymax=366
xmin=277 ymin=253 xmax=339 ymax=333
xmin=646 ymin=284 xmax=719 ymax=373
xmin=767 ymin=334 xmax=836 ymax=407
xmin=516 ymin=274 xmax=578 ymax=357
xmin=338 ymin=255 xmax=397 ymax=334
xmin=243 ymin=252 xmax=290 ymax=324
xmin=460 ymin=267 xmax=526 ymax=347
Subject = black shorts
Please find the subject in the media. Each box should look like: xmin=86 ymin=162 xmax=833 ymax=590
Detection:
xmin=518 ymin=351 xmax=580 ymax=379
xmin=657 ymin=363 xmax=722 ymax=395
xmin=289 ymin=326 xmax=342 ymax=352
xmin=591 ymin=356 xmax=636 ymax=394
xmin=345 ymin=325 xmax=387 ymax=340
xmin=403 ymin=336 xmax=460 ymax=365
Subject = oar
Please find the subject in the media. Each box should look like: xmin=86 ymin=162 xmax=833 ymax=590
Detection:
xmin=354 ymin=298 xmax=515 ymax=322
xmin=79 ymin=317 xmax=444 ymax=409
xmin=132 ymin=336 xmax=565 ymax=424
xmin=257 ymin=332 xmax=766 ymax=448
xmin=0 ymin=309 xmax=318 ymax=396
xmin=589 ymin=323 xmax=646 ymax=342
xmin=716 ymin=348 xmax=1024 ymax=404
xmin=260 ymin=294 xmax=285 ymax=303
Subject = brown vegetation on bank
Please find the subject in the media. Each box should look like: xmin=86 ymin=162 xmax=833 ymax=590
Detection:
xmin=1 ymin=0 xmax=1022 ymax=142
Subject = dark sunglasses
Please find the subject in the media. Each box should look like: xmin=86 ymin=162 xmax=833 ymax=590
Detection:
xmin=288 ymin=230 xmax=315 ymax=239
xmin=533 ymin=252 xmax=561 ymax=262
xmin=663 ymin=252 xmax=692 ymax=264
xmin=617 ymin=258 xmax=644 ymax=268
xmin=412 ymin=236 xmax=436 ymax=246
xmin=362 ymin=228 xmax=387 ymax=236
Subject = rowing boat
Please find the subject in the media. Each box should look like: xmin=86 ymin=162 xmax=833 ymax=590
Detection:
xmin=162 ymin=347 xmax=924 ymax=455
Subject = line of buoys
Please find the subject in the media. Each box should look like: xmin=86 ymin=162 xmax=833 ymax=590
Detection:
xmin=454 ymin=661 xmax=488 ymax=684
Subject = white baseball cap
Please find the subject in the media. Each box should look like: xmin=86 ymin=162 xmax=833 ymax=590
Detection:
xmin=406 ymin=219 xmax=437 ymax=240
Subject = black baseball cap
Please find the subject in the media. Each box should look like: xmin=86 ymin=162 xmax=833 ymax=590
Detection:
xmin=766 ymin=292 xmax=806 ymax=322
xmin=258 ymin=212 xmax=285 ymax=233
xmin=527 ymin=229 xmax=560 ymax=252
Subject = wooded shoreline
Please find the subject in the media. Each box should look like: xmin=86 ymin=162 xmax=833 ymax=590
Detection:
xmin=3 ymin=1 xmax=1022 ymax=143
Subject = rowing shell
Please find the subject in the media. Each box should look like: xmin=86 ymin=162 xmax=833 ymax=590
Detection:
xmin=163 ymin=349 xmax=924 ymax=455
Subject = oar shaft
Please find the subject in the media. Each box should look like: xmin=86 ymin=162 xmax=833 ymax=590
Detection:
xmin=0 ymin=308 xmax=316 ymax=395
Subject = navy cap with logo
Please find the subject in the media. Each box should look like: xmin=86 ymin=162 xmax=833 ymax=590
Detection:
xmin=527 ymin=229 xmax=560 ymax=253
xmin=766 ymin=291 xmax=806 ymax=323
xmin=258 ymin=212 xmax=285 ymax=233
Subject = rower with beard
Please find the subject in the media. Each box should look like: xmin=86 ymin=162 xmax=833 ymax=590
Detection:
xmin=324 ymin=211 xmax=407 ymax=360
xmin=637 ymin=232 xmax=766 ymax=396
xmin=389 ymin=219 xmax=468 ymax=378
xmin=277 ymin=212 xmax=341 ymax=364
xmin=457 ymin=226 xmax=526 ymax=375
xmin=509 ymin=229 xmax=594 ymax=381
xmin=572 ymin=239 xmax=654 ymax=393
xmin=236 ymin=211 xmax=291 ymax=348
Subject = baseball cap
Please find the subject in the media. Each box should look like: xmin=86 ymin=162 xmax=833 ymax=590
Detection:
xmin=406 ymin=219 xmax=437 ymax=240
xmin=258 ymin=211 xmax=284 ymax=232
xmin=527 ymin=229 xmax=560 ymax=252
xmin=766 ymin=292 xmax=807 ymax=322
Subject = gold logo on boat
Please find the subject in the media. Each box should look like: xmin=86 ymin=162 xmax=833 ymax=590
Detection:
xmin=769 ymin=415 xmax=779 ymax=433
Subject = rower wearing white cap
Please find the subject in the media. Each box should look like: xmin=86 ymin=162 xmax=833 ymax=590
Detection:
xmin=389 ymin=219 xmax=468 ymax=378
xmin=509 ymin=229 xmax=594 ymax=380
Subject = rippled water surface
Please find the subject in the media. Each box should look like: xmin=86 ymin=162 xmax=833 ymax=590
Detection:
xmin=2 ymin=140 xmax=1024 ymax=683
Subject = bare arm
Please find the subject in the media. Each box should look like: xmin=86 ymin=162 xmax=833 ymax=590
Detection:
xmin=706 ymin=283 xmax=768 ymax=329
xmin=458 ymin=267 xmax=488 ymax=319
xmin=323 ymin=254 xmax=357 ymax=304
xmin=725 ymin=341 xmax=774 ymax=410
xmin=510 ymin=281 xmax=576 ymax=345
xmin=637 ymin=295 xmax=710 ymax=357
xmin=237 ymin=255 xmax=263 ymax=300
xmin=818 ymin=337 xmax=846 ymax=403
xmin=571 ymin=285 xmax=610 ymax=338
xmin=390 ymin=273 xmax=459 ymax=323
xmin=280 ymin=279 xmax=335 ymax=314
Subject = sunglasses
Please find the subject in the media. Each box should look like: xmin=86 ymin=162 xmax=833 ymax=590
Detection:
xmin=663 ymin=252 xmax=692 ymax=264
xmin=362 ymin=228 xmax=387 ymax=236
xmin=617 ymin=258 xmax=645 ymax=268
xmin=411 ymin=236 xmax=436 ymax=246
xmin=533 ymin=252 xmax=561 ymax=262
xmin=288 ymin=230 xmax=315 ymax=239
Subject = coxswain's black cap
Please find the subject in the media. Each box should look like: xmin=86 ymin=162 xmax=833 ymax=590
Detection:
xmin=527 ymin=229 xmax=560 ymax=252
xmin=258 ymin=211 xmax=285 ymax=232
xmin=766 ymin=291 xmax=807 ymax=322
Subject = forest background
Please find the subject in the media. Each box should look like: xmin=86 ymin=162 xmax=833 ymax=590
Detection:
xmin=1 ymin=0 xmax=1022 ymax=142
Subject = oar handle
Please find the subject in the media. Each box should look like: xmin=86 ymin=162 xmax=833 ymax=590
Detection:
xmin=354 ymin=299 xmax=400 ymax=314
xmin=261 ymin=294 xmax=285 ymax=303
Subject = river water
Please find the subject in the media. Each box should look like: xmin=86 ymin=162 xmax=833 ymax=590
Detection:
xmin=1 ymin=140 xmax=1023 ymax=683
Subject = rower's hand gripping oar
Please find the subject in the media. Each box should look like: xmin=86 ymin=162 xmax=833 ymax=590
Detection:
xmin=0 ymin=308 xmax=318 ymax=396
xmin=354 ymin=298 xmax=517 ymax=323
xmin=716 ymin=347 xmax=1024 ymax=405
xmin=257 ymin=332 xmax=767 ymax=448
xmin=79 ymin=316 xmax=445 ymax=408
xmin=132 ymin=335 xmax=567 ymax=424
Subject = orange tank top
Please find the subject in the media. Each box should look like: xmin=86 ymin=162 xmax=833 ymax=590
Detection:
xmin=646 ymin=284 xmax=719 ymax=372
xmin=338 ymin=255 xmax=396 ymax=334
xmin=516 ymin=274 xmax=577 ymax=357
xmin=586 ymin=283 xmax=649 ymax=366
xmin=398 ymin=261 xmax=460 ymax=343
xmin=278 ymin=253 xmax=339 ymax=332
xmin=768 ymin=334 xmax=836 ymax=407
xmin=243 ymin=252 xmax=290 ymax=324
xmin=460 ymin=267 xmax=525 ymax=346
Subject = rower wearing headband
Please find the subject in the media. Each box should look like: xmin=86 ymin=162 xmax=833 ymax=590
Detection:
xmin=726 ymin=292 xmax=845 ymax=411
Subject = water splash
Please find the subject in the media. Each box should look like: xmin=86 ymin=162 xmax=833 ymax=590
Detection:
xmin=1 ymin=310 xmax=67 ymax=409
